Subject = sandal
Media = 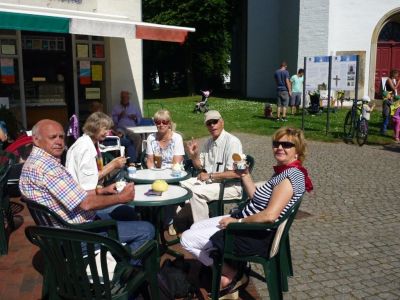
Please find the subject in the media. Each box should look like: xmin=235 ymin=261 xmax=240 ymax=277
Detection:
xmin=210 ymin=273 xmax=249 ymax=299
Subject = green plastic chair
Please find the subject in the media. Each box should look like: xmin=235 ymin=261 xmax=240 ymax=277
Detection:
xmin=22 ymin=198 xmax=119 ymax=239
xmin=0 ymin=163 xmax=14 ymax=255
xmin=22 ymin=198 xmax=122 ymax=298
xmin=208 ymin=154 xmax=255 ymax=217
xmin=25 ymin=226 xmax=160 ymax=300
xmin=210 ymin=196 xmax=303 ymax=300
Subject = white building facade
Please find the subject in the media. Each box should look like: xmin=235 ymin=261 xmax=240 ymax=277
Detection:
xmin=246 ymin=0 xmax=400 ymax=99
xmin=0 ymin=0 xmax=193 ymax=129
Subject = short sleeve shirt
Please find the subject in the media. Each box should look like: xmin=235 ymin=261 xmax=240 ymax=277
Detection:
xmin=199 ymin=130 xmax=242 ymax=173
xmin=146 ymin=132 xmax=185 ymax=168
xmin=274 ymin=69 xmax=290 ymax=92
xmin=290 ymin=75 xmax=304 ymax=93
xmin=19 ymin=146 xmax=93 ymax=223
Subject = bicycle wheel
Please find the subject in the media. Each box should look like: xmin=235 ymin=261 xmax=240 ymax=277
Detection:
xmin=343 ymin=111 xmax=354 ymax=140
xmin=356 ymin=118 xmax=368 ymax=146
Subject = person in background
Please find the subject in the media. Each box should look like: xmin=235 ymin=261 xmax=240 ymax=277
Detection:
xmin=290 ymin=68 xmax=304 ymax=115
xmin=392 ymin=104 xmax=400 ymax=143
xmin=385 ymin=69 xmax=399 ymax=95
xmin=0 ymin=121 xmax=8 ymax=148
xmin=274 ymin=61 xmax=292 ymax=121
xmin=361 ymin=95 xmax=375 ymax=121
xmin=20 ymin=119 xmax=154 ymax=253
xmin=112 ymin=90 xmax=142 ymax=161
xmin=90 ymin=100 xmax=137 ymax=164
xmin=381 ymin=91 xmax=393 ymax=135
xmin=146 ymin=109 xmax=184 ymax=169
xmin=181 ymin=127 xmax=312 ymax=298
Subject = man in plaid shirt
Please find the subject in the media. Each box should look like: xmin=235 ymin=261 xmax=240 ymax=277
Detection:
xmin=19 ymin=119 xmax=154 ymax=251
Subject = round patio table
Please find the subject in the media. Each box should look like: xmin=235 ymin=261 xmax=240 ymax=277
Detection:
xmin=128 ymin=184 xmax=192 ymax=257
xmin=126 ymin=168 xmax=191 ymax=184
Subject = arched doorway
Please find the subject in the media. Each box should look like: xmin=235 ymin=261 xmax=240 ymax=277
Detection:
xmin=375 ymin=21 xmax=400 ymax=98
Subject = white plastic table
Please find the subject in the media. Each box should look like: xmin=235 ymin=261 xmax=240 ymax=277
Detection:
xmin=126 ymin=168 xmax=190 ymax=184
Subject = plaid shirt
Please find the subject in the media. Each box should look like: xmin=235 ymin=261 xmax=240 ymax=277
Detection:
xmin=19 ymin=146 xmax=94 ymax=223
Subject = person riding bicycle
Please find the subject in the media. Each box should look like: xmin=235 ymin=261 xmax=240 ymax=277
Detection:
xmin=361 ymin=96 xmax=375 ymax=121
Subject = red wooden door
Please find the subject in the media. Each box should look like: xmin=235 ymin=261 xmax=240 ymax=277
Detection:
xmin=375 ymin=42 xmax=400 ymax=98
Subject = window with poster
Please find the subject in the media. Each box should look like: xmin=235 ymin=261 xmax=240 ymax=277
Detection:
xmin=0 ymin=31 xmax=22 ymax=136
xmin=75 ymin=35 xmax=106 ymax=122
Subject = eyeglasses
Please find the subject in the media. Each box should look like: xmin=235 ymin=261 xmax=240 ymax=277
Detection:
xmin=206 ymin=119 xmax=219 ymax=126
xmin=272 ymin=141 xmax=295 ymax=149
xmin=155 ymin=120 xmax=170 ymax=126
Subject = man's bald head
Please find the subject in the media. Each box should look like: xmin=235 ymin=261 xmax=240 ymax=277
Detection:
xmin=32 ymin=119 xmax=65 ymax=158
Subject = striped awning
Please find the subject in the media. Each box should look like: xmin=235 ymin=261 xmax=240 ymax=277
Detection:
xmin=0 ymin=5 xmax=195 ymax=43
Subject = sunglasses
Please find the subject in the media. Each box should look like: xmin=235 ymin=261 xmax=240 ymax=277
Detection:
xmin=206 ymin=119 xmax=219 ymax=126
xmin=272 ymin=141 xmax=295 ymax=149
xmin=155 ymin=120 xmax=170 ymax=126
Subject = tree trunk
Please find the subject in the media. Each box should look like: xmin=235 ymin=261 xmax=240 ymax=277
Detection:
xmin=185 ymin=44 xmax=195 ymax=96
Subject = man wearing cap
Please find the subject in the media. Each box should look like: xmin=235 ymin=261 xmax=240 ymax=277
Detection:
xmin=180 ymin=110 xmax=243 ymax=223
xmin=111 ymin=90 xmax=142 ymax=160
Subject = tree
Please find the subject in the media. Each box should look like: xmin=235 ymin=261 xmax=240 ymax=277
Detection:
xmin=143 ymin=0 xmax=237 ymax=95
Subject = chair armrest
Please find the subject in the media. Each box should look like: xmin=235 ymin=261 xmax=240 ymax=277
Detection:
xmin=224 ymin=222 xmax=278 ymax=254
xmin=72 ymin=219 xmax=119 ymax=240
xmin=226 ymin=222 xmax=277 ymax=232
xmin=218 ymin=178 xmax=241 ymax=200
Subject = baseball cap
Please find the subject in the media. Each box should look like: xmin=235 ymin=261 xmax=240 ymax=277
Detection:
xmin=361 ymin=95 xmax=370 ymax=102
xmin=204 ymin=110 xmax=222 ymax=124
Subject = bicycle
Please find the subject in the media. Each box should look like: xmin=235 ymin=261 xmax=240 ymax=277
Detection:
xmin=343 ymin=99 xmax=369 ymax=146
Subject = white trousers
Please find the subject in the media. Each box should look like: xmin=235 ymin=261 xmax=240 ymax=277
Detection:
xmin=180 ymin=177 xmax=241 ymax=223
xmin=180 ymin=215 xmax=228 ymax=266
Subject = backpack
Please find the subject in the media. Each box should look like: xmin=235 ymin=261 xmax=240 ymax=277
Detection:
xmin=157 ymin=258 xmax=201 ymax=300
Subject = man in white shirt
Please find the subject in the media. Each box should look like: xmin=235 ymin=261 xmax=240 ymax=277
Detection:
xmin=180 ymin=110 xmax=243 ymax=223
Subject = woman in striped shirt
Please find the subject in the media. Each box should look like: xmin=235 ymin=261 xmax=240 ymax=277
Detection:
xmin=181 ymin=127 xmax=313 ymax=297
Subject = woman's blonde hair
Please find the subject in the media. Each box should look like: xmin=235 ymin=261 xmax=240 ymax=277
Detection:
xmin=82 ymin=112 xmax=113 ymax=137
xmin=272 ymin=127 xmax=307 ymax=162
xmin=154 ymin=109 xmax=176 ymax=131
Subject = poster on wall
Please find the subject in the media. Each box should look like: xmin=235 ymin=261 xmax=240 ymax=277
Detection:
xmin=331 ymin=55 xmax=357 ymax=91
xmin=77 ymin=44 xmax=89 ymax=58
xmin=91 ymin=65 xmax=103 ymax=81
xmin=79 ymin=61 xmax=91 ymax=85
xmin=1 ymin=45 xmax=16 ymax=55
xmin=85 ymin=88 xmax=101 ymax=100
xmin=0 ymin=58 xmax=15 ymax=84
xmin=305 ymin=56 xmax=329 ymax=92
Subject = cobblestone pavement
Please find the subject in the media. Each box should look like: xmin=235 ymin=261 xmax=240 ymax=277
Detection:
xmin=234 ymin=133 xmax=400 ymax=300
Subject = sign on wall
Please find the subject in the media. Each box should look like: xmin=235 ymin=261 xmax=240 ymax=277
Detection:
xmin=305 ymin=56 xmax=329 ymax=92
xmin=331 ymin=55 xmax=357 ymax=91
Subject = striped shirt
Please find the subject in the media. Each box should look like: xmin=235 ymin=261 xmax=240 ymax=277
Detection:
xmin=19 ymin=146 xmax=93 ymax=223
xmin=240 ymin=168 xmax=305 ymax=220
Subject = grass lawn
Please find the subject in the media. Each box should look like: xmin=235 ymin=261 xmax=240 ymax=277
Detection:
xmin=143 ymin=96 xmax=394 ymax=145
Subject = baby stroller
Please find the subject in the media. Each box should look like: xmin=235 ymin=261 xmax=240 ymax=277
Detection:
xmin=193 ymin=90 xmax=211 ymax=113
xmin=307 ymin=93 xmax=322 ymax=115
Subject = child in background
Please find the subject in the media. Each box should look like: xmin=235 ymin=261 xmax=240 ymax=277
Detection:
xmin=264 ymin=103 xmax=273 ymax=118
xmin=361 ymin=96 xmax=375 ymax=121
xmin=381 ymin=91 xmax=393 ymax=135
xmin=392 ymin=104 xmax=400 ymax=142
